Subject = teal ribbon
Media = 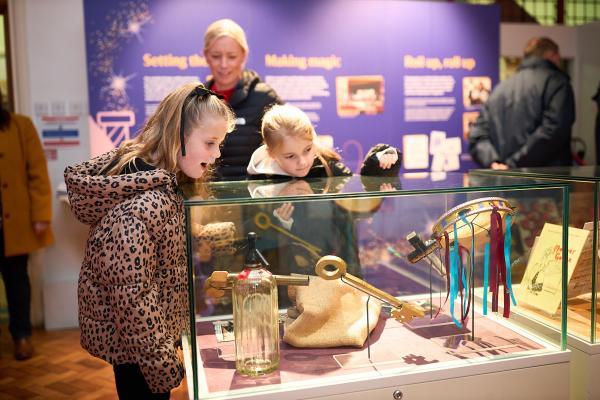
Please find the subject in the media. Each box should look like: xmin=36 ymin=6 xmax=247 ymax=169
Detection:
xmin=386 ymin=246 xmax=403 ymax=259
xmin=504 ymin=214 xmax=517 ymax=305
xmin=450 ymin=222 xmax=461 ymax=327
xmin=483 ymin=242 xmax=490 ymax=315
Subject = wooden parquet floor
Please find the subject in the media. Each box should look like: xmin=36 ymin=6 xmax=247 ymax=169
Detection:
xmin=0 ymin=327 xmax=189 ymax=399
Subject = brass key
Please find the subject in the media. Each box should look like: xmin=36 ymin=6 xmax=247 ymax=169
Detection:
xmin=315 ymin=255 xmax=425 ymax=323
xmin=254 ymin=212 xmax=322 ymax=255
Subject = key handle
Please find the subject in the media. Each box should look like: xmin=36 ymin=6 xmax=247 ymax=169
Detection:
xmin=315 ymin=255 xmax=347 ymax=280
xmin=254 ymin=212 xmax=271 ymax=230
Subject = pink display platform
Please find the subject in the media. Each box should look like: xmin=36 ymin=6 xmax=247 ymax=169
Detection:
xmin=195 ymin=304 xmax=545 ymax=394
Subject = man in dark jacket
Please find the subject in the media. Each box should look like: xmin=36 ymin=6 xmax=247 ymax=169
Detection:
xmin=469 ymin=37 xmax=575 ymax=169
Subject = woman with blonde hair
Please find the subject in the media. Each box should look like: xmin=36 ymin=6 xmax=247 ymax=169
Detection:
xmin=204 ymin=18 xmax=282 ymax=179
xmin=65 ymin=82 xmax=235 ymax=399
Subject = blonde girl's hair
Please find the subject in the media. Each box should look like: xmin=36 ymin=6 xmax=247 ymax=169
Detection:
xmin=104 ymin=82 xmax=235 ymax=181
xmin=204 ymin=18 xmax=249 ymax=55
xmin=261 ymin=104 xmax=341 ymax=177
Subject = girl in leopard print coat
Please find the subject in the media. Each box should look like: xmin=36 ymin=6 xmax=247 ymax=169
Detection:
xmin=65 ymin=83 xmax=235 ymax=399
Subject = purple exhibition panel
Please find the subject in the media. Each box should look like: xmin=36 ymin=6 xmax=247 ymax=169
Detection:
xmin=83 ymin=0 xmax=499 ymax=172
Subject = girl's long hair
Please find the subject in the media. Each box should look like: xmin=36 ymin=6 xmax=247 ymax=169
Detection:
xmin=104 ymin=82 xmax=235 ymax=181
xmin=261 ymin=104 xmax=340 ymax=177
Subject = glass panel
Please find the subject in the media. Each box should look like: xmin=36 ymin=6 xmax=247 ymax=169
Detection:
xmin=182 ymin=206 xmax=198 ymax=400
xmin=568 ymin=181 xmax=596 ymax=341
xmin=183 ymin=174 xmax=568 ymax=399
xmin=182 ymin=173 xmax=564 ymax=205
xmin=473 ymin=166 xmax=600 ymax=344
xmin=473 ymin=166 xmax=600 ymax=181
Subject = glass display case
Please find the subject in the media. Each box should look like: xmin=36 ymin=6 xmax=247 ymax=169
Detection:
xmin=471 ymin=166 xmax=600 ymax=400
xmin=472 ymin=166 xmax=600 ymax=344
xmin=181 ymin=172 xmax=570 ymax=400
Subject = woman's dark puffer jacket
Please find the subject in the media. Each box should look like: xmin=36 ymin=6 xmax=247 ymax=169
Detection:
xmin=206 ymin=69 xmax=282 ymax=180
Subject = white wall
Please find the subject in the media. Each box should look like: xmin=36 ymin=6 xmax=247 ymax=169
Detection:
xmin=0 ymin=18 xmax=7 ymax=83
xmin=10 ymin=0 xmax=90 ymax=329
xmin=500 ymin=23 xmax=578 ymax=58
xmin=575 ymin=22 xmax=600 ymax=164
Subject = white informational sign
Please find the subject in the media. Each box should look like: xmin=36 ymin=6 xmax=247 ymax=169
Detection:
xmin=402 ymin=134 xmax=429 ymax=169
xmin=429 ymin=130 xmax=462 ymax=172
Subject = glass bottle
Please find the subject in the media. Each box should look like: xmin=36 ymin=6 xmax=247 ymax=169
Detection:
xmin=232 ymin=232 xmax=280 ymax=376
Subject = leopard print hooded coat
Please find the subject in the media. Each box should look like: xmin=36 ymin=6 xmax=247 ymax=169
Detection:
xmin=64 ymin=150 xmax=188 ymax=393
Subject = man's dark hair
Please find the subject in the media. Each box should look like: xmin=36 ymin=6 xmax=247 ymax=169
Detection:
xmin=523 ymin=37 xmax=559 ymax=58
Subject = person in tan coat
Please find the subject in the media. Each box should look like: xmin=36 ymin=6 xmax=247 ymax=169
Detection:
xmin=0 ymin=94 xmax=54 ymax=361
xmin=65 ymin=83 xmax=234 ymax=399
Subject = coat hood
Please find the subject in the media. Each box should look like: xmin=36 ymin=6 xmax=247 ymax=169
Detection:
xmin=64 ymin=150 xmax=177 ymax=226
xmin=246 ymin=144 xmax=291 ymax=177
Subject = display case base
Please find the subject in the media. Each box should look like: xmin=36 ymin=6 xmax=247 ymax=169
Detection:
xmin=313 ymin=362 xmax=569 ymax=400
xmin=186 ymin=306 xmax=569 ymax=400
xmin=568 ymin=337 xmax=600 ymax=400
xmin=481 ymin=285 xmax=600 ymax=400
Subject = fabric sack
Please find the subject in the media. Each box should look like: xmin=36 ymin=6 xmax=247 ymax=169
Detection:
xmin=283 ymin=276 xmax=381 ymax=348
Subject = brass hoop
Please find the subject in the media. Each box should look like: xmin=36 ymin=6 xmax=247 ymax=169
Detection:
xmin=432 ymin=197 xmax=515 ymax=241
xmin=254 ymin=212 xmax=270 ymax=230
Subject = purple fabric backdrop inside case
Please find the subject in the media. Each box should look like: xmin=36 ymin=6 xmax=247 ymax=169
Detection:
xmin=84 ymin=0 xmax=499 ymax=171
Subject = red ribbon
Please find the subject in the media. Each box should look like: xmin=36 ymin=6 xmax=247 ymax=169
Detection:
xmin=490 ymin=207 xmax=510 ymax=317
xmin=436 ymin=232 xmax=452 ymax=319
xmin=459 ymin=245 xmax=472 ymax=323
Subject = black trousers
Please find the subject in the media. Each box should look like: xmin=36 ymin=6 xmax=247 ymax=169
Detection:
xmin=0 ymin=228 xmax=32 ymax=341
xmin=113 ymin=364 xmax=170 ymax=400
